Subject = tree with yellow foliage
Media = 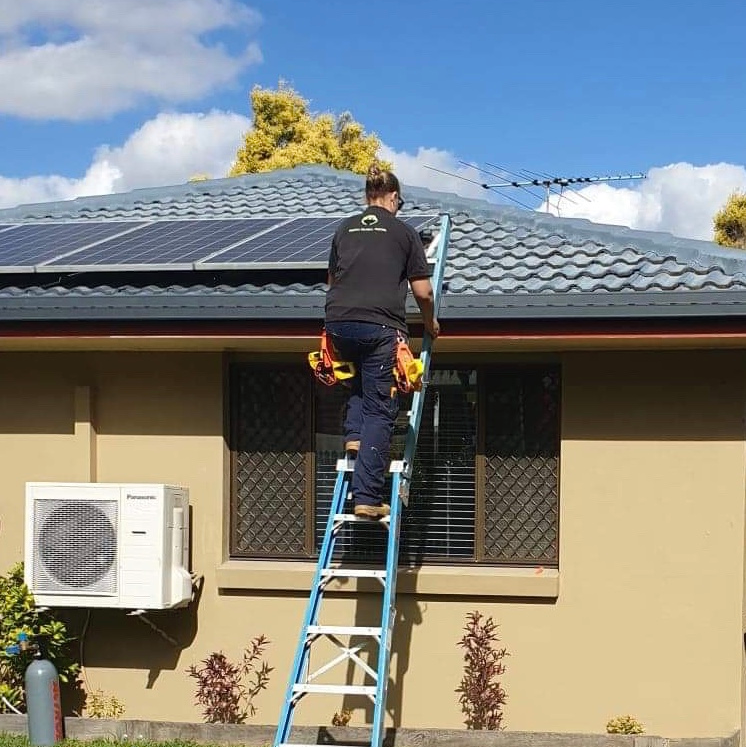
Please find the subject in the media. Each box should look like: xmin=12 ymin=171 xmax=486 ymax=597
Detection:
xmin=713 ymin=191 xmax=746 ymax=249
xmin=229 ymin=81 xmax=390 ymax=176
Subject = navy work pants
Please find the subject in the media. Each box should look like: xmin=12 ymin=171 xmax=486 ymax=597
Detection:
xmin=325 ymin=321 xmax=400 ymax=507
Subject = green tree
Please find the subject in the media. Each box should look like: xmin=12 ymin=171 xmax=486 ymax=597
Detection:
xmin=713 ymin=191 xmax=746 ymax=249
xmin=229 ymin=81 xmax=390 ymax=176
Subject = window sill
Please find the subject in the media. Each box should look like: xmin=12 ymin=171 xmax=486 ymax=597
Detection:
xmin=216 ymin=560 xmax=559 ymax=598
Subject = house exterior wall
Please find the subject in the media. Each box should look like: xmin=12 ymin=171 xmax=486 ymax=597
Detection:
xmin=0 ymin=349 xmax=743 ymax=739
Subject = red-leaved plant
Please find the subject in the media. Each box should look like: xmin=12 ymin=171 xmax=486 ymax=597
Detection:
xmin=455 ymin=610 xmax=508 ymax=730
xmin=187 ymin=635 xmax=273 ymax=723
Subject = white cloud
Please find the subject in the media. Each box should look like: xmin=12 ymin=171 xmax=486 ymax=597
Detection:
xmin=93 ymin=110 xmax=251 ymax=192
xmin=542 ymin=162 xmax=746 ymax=241
xmin=0 ymin=0 xmax=262 ymax=119
xmin=0 ymin=162 xmax=120 ymax=209
xmin=0 ymin=109 xmax=250 ymax=208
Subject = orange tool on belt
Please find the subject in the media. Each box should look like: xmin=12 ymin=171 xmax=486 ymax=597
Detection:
xmin=393 ymin=334 xmax=424 ymax=394
xmin=308 ymin=330 xmax=355 ymax=386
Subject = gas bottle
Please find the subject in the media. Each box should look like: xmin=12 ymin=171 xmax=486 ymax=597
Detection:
xmin=5 ymin=633 xmax=64 ymax=746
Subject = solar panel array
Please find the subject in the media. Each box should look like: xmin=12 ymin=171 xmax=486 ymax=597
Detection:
xmin=0 ymin=214 xmax=440 ymax=273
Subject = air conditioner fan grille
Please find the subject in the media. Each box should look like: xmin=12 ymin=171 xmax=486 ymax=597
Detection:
xmin=33 ymin=499 xmax=118 ymax=594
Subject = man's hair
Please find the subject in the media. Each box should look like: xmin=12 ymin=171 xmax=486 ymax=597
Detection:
xmin=365 ymin=162 xmax=400 ymax=200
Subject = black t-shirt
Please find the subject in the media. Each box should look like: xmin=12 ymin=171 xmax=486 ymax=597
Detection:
xmin=324 ymin=206 xmax=431 ymax=332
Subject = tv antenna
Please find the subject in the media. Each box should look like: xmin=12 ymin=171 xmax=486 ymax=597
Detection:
xmin=424 ymin=161 xmax=647 ymax=215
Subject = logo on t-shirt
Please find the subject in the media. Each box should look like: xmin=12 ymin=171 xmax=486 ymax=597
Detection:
xmin=349 ymin=212 xmax=386 ymax=234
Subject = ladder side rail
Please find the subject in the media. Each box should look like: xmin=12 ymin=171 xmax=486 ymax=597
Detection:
xmin=274 ymin=469 xmax=351 ymax=746
xmin=370 ymin=471 xmax=403 ymax=747
xmin=400 ymin=214 xmax=452 ymax=504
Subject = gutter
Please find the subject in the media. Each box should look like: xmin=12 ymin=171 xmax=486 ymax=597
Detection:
xmin=3 ymin=290 xmax=746 ymax=323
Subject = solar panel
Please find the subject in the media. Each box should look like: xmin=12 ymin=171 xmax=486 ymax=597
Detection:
xmin=0 ymin=222 xmax=148 ymax=272
xmin=198 ymin=217 xmax=342 ymax=266
xmin=197 ymin=214 xmax=440 ymax=269
xmin=402 ymin=215 xmax=440 ymax=228
xmin=41 ymin=218 xmax=284 ymax=271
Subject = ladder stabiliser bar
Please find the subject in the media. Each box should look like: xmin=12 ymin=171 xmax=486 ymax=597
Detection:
xmin=273 ymin=214 xmax=451 ymax=747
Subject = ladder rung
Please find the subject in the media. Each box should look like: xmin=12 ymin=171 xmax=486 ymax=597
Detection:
xmin=336 ymin=458 xmax=407 ymax=473
xmin=333 ymin=513 xmax=390 ymax=524
xmin=321 ymin=568 xmax=386 ymax=579
xmin=293 ymin=684 xmax=377 ymax=696
xmin=307 ymin=625 xmax=382 ymax=637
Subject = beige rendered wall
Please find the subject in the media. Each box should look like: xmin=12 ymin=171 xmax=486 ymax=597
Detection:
xmin=0 ymin=349 xmax=743 ymax=739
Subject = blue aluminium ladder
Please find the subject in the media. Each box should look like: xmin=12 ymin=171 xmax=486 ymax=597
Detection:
xmin=274 ymin=213 xmax=452 ymax=747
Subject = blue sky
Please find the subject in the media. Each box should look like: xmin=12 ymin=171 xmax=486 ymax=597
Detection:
xmin=1 ymin=0 xmax=745 ymax=240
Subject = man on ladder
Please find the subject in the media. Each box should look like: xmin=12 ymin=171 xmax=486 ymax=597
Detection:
xmin=278 ymin=165 xmax=450 ymax=747
xmin=323 ymin=162 xmax=440 ymax=520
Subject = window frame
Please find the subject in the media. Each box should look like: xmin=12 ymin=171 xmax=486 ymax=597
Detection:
xmin=477 ymin=363 xmax=562 ymax=567
xmin=227 ymin=357 xmax=560 ymax=567
xmin=228 ymin=361 xmax=315 ymax=560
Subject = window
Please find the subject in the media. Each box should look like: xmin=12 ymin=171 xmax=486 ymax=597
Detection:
xmin=229 ymin=362 xmax=560 ymax=567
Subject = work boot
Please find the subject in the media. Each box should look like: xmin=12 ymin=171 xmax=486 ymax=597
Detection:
xmin=354 ymin=504 xmax=390 ymax=520
xmin=345 ymin=440 xmax=360 ymax=458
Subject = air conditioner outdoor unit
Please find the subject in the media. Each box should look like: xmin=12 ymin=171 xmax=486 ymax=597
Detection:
xmin=25 ymin=482 xmax=192 ymax=610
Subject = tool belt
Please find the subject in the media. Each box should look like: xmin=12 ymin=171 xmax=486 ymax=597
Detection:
xmin=308 ymin=330 xmax=423 ymax=393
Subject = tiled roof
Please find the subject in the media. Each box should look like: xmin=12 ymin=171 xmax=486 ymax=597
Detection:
xmin=3 ymin=165 xmax=746 ymax=322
